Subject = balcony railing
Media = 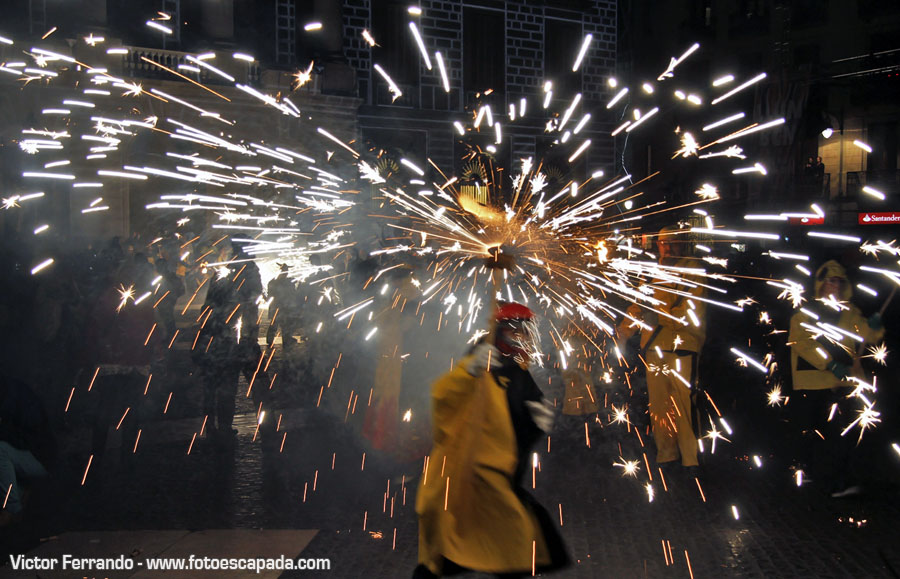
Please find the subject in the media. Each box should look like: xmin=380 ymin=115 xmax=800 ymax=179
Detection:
xmin=119 ymin=46 xmax=261 ymax=86
xmin=842 ymin=169 xmax=900 ymax=198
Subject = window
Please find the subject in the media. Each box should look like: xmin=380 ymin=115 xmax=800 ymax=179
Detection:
xmin=231 ymin=1 xmax=276 ymax=63
xmin=463 ymin=7 xmax=505 ymax=102
xmin=685 ymin=0 xmax=716 ymax=39
xmin=858 ymin=0 xmax=899 ymax=20
xmin=108 ymin=0 xmax=174 ymax=46
xmin=544 ymin=18 xmax=582 ymax=98
xmin=728 ymin=0 xmax=770 ymax=36
xmin=789 ymin=0 xmax=827 ymax=28
xmin=372 ymin=0 xmax=419 ymax=105
xmin=793 ymin=44 xmax=820 ymax=68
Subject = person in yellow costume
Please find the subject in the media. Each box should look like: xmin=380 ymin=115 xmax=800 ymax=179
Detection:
xmin=414 ymin=303 xmax=569 ymax=578
xmin=788 ymin=259 xmax=884 ymax=497
xmin=618 ymin=225 xmax=706 ymax=470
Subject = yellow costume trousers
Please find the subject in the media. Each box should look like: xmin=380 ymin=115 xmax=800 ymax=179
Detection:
xmin=646 ymin=351 xmax=698 ymax=467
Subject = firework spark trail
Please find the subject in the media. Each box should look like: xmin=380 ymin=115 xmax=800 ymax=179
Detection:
xmin=3 ymin=9 xmax=898 ymax=521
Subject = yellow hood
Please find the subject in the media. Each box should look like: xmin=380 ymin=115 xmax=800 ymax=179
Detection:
xmin=814 ymin=260 xmax=852 ymax=301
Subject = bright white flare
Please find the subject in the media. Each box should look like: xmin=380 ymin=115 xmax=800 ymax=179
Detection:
xmin=145 ymin=21 xmax=173 ymax=35
xmin=703 ymin=112 xmax=745 ymax=131
xmin=713 ymin=74 xmax=734 ymax=86
xmin=408 ymin=22 xmax=432 ymax=70
xmin=862 ymin=186 xmax=885 ymax=200
xmin=435 ymin=51 xmax=450 ymax=92
xmin=31 ymin=258 xmax=54 ymax=275
xmin=572 ymin=34 xmax=592 ymax=72
xmin=853 ymin=140 xmax=872 ymax=153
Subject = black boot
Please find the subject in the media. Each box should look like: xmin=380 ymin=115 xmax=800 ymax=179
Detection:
xmin=412 ymin=564 xmax=439 ymax=579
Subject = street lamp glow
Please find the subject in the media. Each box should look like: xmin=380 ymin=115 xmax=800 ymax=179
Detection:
xmin=304 ymin=22 xmax=323 ymax=31
xmin=233 ymin=53 xmax=255 ymax=62
xmin=853 ymin=140 xmax=872 ymax=153
xmin=821 ymin=127 xmax=833 ymax=138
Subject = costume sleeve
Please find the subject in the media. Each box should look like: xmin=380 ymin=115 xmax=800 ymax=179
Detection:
xmin=789 ymin=311 xmax=830 ymax=371
xmin=847 ymin=306 xmax=885 ymax=344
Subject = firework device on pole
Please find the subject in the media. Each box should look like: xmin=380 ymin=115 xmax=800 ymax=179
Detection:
xmin=855 ymin=283 xmax=895 ymax=361
xmin=484 ymin=245 xmax=516 ymax=346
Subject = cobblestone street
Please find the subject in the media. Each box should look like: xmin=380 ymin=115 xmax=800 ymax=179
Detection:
xmin=2 ymin=386 xmax=898 ymax=578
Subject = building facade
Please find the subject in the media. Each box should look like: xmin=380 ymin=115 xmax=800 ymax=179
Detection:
xmin=1 ymin=0 xmax=618 ymax=241
xmin=620 ymin=0 xmax=900 ymax=223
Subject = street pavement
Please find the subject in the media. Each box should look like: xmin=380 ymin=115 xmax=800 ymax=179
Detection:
xmin=2 ymin=388 xmax=899 ymax=578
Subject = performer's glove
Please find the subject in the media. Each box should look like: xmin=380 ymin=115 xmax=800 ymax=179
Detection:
xmin=464 ymin=343 xmax=499 ymax=376
xmin=525 ymin=399 xmax=556 ymax=433
xmin=868 ymin=312 xmax=883 ymax=331
xmin=827 ymin=360 xmax=850 ymax=380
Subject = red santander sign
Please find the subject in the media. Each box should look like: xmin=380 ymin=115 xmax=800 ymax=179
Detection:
xmin=788 ymin=216 xmax=824 ymax=225
xmin=859 ymin=212 xmax=900 ymax=225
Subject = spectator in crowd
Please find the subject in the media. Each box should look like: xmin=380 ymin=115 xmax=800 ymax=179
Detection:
xmin=815 ymin=156 xmax=826 ymax=195
xmin=193 ymin=268 xmax=243 ymax=445
xmin=266 ymin=263 xmax=305 ymax=396
xmin=0 ymin=376 xmax=55 ymax=526
xmin=266 ymin=263 xmax=301 ymax=355
xmin=803 ymin=156 xmax=815 ymax=180
xmin=230 ymin=243 xmax=269 ymax=402
xmin=561 ymin=323 xmax=600 ymax=418
xmin=83 ymin=261 xmax=161 ymax=466
xmin=154 ymin=257 xmax=184 ymax=346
